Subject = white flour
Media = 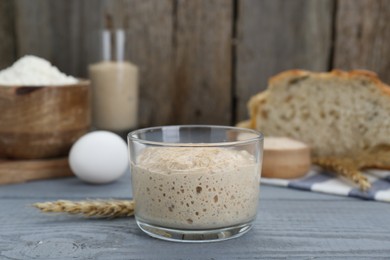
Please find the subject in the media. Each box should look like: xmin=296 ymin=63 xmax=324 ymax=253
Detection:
xmin=0 ymin=55 xmax=78 ymax=86
xmin=132 ymin=147 xmax=260 ymax=229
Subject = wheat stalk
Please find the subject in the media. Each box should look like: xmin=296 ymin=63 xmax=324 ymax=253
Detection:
xmin=313 ymin=157 xmax=371 ymax=191
xmin=33 ymin=199 xmax=135 ymax=218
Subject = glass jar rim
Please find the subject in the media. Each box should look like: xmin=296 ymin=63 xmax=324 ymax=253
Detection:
xmin=127 ymin=125 xmax=263 ymax=147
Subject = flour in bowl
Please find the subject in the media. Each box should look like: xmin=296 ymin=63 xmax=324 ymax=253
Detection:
xmin=0 ymin=55 xmax=78 ymax=85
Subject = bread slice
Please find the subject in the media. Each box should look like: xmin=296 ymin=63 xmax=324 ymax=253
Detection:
xmin=248 ymin=70 xmax=390 ymax=157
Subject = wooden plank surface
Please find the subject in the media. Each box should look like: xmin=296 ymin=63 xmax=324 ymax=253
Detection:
xmin=172 ymin=0 xmax=233 ymax=125
xmin=49 ymin=1 xmax=84 ymax=77
xmin=235 ymin=0 xmax=334 ymax=122
xmin=14 ymin=0 xmax=52 ymax=61
xmin=1 ymin=174 xmax=390 ymax=259
xmin=8 ymin=0 xmax=390 ymax=126
xmin=119 ymin=0 xmax=175 ymax=127
xmin=14 ymin=0 xmax=103 ymax=78
xmin=0 ymin=0 xmax=16 ymax=70
xmin=334 ymin=0 xmax=390 ymax=84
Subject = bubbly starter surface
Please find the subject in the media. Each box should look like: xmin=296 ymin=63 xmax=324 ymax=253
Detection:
xmin=131 ymin=147 xmax=260 ymax=230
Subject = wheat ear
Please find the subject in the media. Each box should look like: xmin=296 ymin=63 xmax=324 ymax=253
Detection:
xmin=33 ymin=200 xmax=135 ymax=218
xmin=313 ymin=157 xmax=371 ymax=191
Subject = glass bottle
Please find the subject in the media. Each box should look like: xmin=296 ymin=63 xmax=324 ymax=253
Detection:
xmin=89 ymin=23 xmax=138 ymax=136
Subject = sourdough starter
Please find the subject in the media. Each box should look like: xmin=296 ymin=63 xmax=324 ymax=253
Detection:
xmin=89 ymin=61 xmax=138 ymax=132
xmin=132 ymin=147 xmax=260 ymax=229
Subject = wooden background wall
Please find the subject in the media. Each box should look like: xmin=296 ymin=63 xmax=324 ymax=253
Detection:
xmin=0 ymin=0 xmax=389 ymax=127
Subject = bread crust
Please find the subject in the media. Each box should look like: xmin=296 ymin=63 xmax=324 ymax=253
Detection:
xmin=268 ymin=69 xmax=390 ymax=96
xmin=249 ymin=69 xmax=390 ymax=133
xmin=248 ymin=90 xmax=268 ymax=129
xmin=268 ymin=69 xmax=311 ymax=86
xmin=236 ymin=120 xmax=251 ymax=128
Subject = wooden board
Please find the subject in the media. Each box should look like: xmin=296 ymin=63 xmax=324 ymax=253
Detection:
xmin=172 ymin=0 xmax=233 ymax=125
xmin=14 ymin=0 xmax=52 ymax=61
xmin=334 ymin=0 xmax=390 ymax=84
xmin=0 ymin=157 xmax=73 ymax=185
xmin=119 ymin=0 xmax=175 ymax=127
xmin=15 ymin=0 xmax=103 ymax=78
xmin=0 ymin=0 xmax=16 ymax=69
xmin=235 ymin=0 xmax=334 ymax=122
xmin=49 ymin=1 xmax=85 ymax=77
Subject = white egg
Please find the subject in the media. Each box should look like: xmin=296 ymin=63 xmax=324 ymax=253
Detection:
xmin=69 ymin=131 xmax=129 ymax=184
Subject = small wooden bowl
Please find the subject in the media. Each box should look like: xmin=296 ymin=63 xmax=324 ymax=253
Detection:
xmin=0 ymin=81 xmax=91 ymax=159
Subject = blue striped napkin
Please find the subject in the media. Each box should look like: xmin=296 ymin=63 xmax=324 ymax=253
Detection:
xmin=261 ymin=166 xmax=390 ymax=202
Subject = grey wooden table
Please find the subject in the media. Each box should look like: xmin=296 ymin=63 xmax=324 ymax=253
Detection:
xmin=1 ymin=172 xmax=390 ymax=260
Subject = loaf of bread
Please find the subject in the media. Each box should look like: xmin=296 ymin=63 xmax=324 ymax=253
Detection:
xmin=248 ymin=70 xmax=390 ymax=157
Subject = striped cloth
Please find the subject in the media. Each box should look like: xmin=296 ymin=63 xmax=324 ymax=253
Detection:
xmin=261 ymin=166 xmax=390 ymax=202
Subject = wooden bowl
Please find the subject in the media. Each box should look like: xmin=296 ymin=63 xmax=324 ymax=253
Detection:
xmin=0 ymin=81 xmax=91 ymax=159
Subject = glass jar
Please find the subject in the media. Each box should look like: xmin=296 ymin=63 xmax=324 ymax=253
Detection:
xmin=128 ymin=125 xmax=263 ymax=242
xmin=89 ymin=27 xmax=138 ymax=137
